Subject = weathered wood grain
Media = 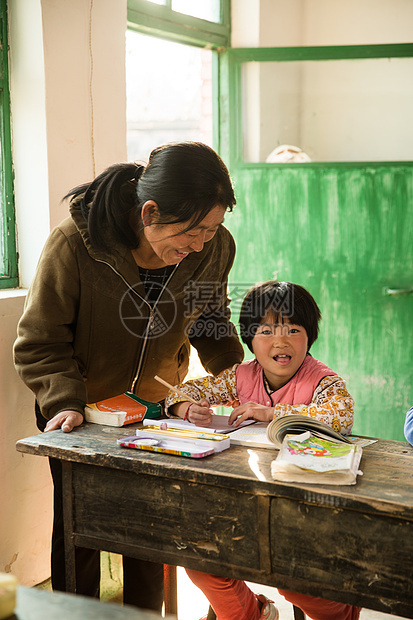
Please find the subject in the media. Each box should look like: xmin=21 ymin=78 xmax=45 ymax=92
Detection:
xmin=270 ymin=496 xmax=413 ymax=615
xmin=72 ymin=460 xmax=262 ymax=568
xmin=16 ymin=424 xmax=413 ymax=516
xmin=16 ymin=424 xmax=413 ymax=618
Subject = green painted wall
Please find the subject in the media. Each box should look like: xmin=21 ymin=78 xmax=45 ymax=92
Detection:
xmin=219 ymin=44 xmax=413 ymax=441
xmin=226 ymin=164 xmax=413 ymax=441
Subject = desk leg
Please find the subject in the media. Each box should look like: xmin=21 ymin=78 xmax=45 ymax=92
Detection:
xmin=293 ymin=606 xmax=306 ymax=620
xmin=62 ymin=461 xmax=76 ymax=593
xmin=164 ymin=565 xmax=178 ymax=617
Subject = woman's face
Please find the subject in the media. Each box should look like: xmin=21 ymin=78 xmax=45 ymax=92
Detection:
xmin=141 ymin=203 xmax=226 ymax=266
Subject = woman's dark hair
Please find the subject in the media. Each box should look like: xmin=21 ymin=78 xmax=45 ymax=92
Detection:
xmin=239 ymin=281 xmax=321 ymax=353
xmin=64 ymin=142 xmax=236 ymax=251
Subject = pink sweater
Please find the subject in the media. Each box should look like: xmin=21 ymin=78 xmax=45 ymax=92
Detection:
xmin=235 ymin=355 xmax=335 ymax=407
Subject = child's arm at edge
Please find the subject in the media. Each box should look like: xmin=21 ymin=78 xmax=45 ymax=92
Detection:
xmin=404 ymin=407 xmax=413 ymax=446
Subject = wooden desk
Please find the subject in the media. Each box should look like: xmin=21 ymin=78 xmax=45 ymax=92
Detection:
xmin=16 ymin=425 xmax=413 ymax=619
xmin=12 ymin=586 xmax=166 ymax=620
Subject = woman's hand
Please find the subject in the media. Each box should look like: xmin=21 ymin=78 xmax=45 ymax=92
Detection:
xmin=228 ymin=402 xmax=274 ymax=427
xmin=44 ymin=410 xmax=84 ymax=433
xmin=169 ymin=400 xmax=213 ymax=427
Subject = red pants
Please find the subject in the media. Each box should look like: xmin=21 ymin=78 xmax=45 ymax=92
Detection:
xmin=278 ymin=589 xmax=361 ymax=620
xmin=186 ymin=569 xmax=361 ymax=620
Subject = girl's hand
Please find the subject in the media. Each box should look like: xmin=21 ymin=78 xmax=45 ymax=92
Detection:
xmin=228 ymin=402 xmax=274 ymax=427
xmin=169 ymin=400 xmax=213 ymax=426
xmin=44 ymin=410 xmax=84 ymax=433
xmin=223 ymin=398 xmax=240 ymax=408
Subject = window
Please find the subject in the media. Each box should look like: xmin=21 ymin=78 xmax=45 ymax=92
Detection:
xmin=143 ymin=0 xmax=221 ymax=24
xmin=126 ymin=30 xmax=213 ymax=162
xmin=126 ymin=0 xmax=229 ymax=160
xmin=225 ymin=44 xmax=413 ymax=165
xmin=0 ymin=2 xmax=17 ymax=289
xmin=224 ymin=0 xmax=413 ymax=165
xmin=127 ymin=0 xmax=229 ymax=48
xmin=241 ymin=51 xmax=413 ymax=163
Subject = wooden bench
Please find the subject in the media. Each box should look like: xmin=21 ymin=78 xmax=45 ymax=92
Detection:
xmin=14 ymin=586 xmax=167 ymax=620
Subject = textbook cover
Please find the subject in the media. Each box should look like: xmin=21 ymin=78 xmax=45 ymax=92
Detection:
xmin=270 ymin=432 xmax=363 ymax=485
xmin=84 ymin=392 xmax=162 ymax=427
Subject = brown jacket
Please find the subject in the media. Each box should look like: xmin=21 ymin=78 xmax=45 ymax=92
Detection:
xmin=14 ymin=199 xmax=244 ymax=420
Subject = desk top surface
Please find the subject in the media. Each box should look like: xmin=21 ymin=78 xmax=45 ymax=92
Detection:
xmin=16 ymin=422 xmax=413 ymax=519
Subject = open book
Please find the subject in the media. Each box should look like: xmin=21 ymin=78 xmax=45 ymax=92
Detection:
xmin=270 ymin=431 xmax=363 ymax=485
xmin=143 ymin=415 xmax=255 ymax=434
xmin=266 ymin=414 xmax=352 ymax=449
xmin=143 ymin=417 xmax=275 ymax=449
xmin=84 ymin=392 xmax=162 ymax=426
xmin=216 ymin=414 xmax=354 ymax=451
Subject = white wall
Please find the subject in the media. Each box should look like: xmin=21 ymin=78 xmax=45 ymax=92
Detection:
xmin=233 ymin=0 xmax=413 ymax=47
xmin=234 ymin=0 xmax=413 ymax=162
xmin=2 ymin=0 xmax=127 ymax=586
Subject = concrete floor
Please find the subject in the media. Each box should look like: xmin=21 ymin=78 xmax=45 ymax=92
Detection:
xmin=37 ymin=553 xmax=405 ymax=620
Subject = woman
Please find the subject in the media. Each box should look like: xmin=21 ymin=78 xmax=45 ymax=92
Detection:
xmin=14 ymin=142 xmax=244 ymax=610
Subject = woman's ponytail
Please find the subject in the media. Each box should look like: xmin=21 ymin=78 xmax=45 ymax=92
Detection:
xmin=64 ymin=163 xmax=144 ymax=251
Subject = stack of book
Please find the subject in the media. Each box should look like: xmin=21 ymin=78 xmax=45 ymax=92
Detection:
xmin=270 ymin=435 xmax=362 ymax=485
xmin=84 ymin=392 xmax=162 ymax=426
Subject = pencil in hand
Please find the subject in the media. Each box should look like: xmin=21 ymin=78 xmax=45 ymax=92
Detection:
xmin=154 ymin=375 xmax=199 ymax=405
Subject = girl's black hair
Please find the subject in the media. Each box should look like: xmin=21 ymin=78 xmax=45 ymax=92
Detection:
xmin=239 ymin=281 xmax=321 ymax=353
xmin=64 ymin=142 xmax=236 ymax=251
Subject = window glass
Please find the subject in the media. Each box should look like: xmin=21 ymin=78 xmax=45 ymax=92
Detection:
xmin=128 ymin=0 xmax=229 ymax=47
xmin=172 ymin=0 xmax=221 ymax=23
xmin=126 ymin=30 xmax=213 ymax=162
xmin=242 ymin=57 xmax=413 ymax=163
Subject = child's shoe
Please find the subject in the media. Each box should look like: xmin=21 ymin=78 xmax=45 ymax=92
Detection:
xmin=198 ymin=606 xmax=216 ymax=620
xmin=256 ymin=594 xmax=279 ymax=620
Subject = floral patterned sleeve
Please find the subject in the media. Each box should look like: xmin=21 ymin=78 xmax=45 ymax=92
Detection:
xmin=165 ymin=365 xmax=239 ymax=416
xmin=272 ymin=375 xmax=355 ymax=436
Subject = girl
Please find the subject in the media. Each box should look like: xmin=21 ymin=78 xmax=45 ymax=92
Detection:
xmin=165 ymin=280 xmax=360 ymax=620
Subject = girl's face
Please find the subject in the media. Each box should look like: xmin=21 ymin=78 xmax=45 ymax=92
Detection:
xmin=251 ymin=314 xmax=308 ymax=391
xmin=140 ymin=203 xmax=226 ymax=266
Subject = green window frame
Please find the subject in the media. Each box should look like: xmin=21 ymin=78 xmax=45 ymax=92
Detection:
xmin=0 ymin=1 xmax=17 ymax=289
xmin=219 ymin=43 xmax=413 ymax=167
xmin=127 ymin=0 xmax=230 ymax=49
